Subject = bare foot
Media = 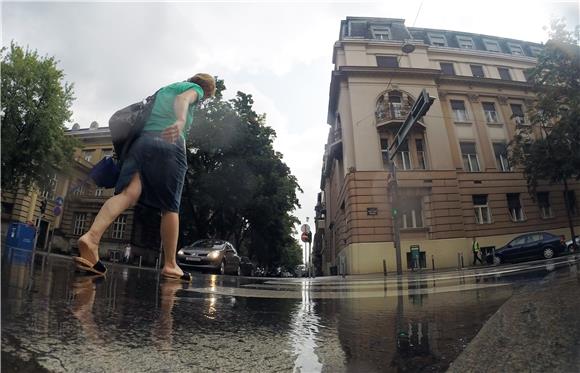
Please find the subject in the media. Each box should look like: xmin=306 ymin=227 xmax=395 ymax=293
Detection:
xmin=78 ymin=233 xmax=100 ymax=265
xmin=161 ymin=265 xmax=185 ymax=278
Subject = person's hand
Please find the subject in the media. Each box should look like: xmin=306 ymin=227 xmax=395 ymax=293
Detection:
xmin=162 ymin=121 xmax=184 ymax=143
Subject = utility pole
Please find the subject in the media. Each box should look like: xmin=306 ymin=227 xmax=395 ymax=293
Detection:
xmin=388 ymin=89 xmax=435 ymax=275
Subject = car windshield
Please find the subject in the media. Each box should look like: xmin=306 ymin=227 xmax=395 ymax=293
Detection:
xmin=191 ymin=240 xmax=224 ymax=249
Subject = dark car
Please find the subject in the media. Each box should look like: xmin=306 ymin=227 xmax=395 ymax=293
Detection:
xmin=177 ymin=239 xmax=241 ymax=275
xmin=486 ymin=232 xmax=567 ymax=265
xmin=239 ymin=256 xmax=255 ymax=277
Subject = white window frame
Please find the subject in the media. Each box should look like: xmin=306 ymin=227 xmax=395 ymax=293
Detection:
xmin=398 ymin=151 xmax=412 ymax=170
xmin=507 ymin=194 xmax=525 ymax=222
xmin=483 ymin=103 xmax=500 ymax=123
xmin=112 ymin=215 xmax=127 ymax=239
xmin=415 ymin=139 xmax=427 ymax=170
xmin=401 ymin=198 xmax=424 ymax=229
xmin=73 ymin=183 xmax=84 ymax=196
xmin=498 ymin=153 xmax=510 ymax=172
xmin=380 ymin=138 xmax=389 ymax=167
xmin=483 ymin=39 xmax=501 ymax=52
xmin=73 ymin=213 xmax=87 ymax=236
xmin=95 ymin=187 xmax=105 ymax=197
xmin=83 ymin=150 xmax=94 ymax=163
xmin=457 ymin=36 xmax=475 ymax=49
xmin=508 ymin=43 xmax=524 ymax=55
xmin=474 ymin=199 xmax=492 ymax=224
xmin=371 ymin=26 xmax=390 ymax=40
xmin=451 ymin=100 xmax=470 ymax=122
xmin=537 ymin=193 xmax=553 ymax=219
xmin=463 ymin=153 xmax=480 ymax=172
xmin=428 ymin=33 xmax=448 ymax=47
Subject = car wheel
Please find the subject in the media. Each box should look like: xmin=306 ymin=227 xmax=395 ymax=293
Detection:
xmin=543 ymin=247 xmax=555 ymax=259
xmin=220 ymin=260 xmax=226 ymax=275
xmin=493 ymin=256 xmax=502 ymax=265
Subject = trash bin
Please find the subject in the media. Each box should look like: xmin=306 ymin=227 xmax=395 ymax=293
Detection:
xmin=5 ymin=222 xmax=36 ymax=263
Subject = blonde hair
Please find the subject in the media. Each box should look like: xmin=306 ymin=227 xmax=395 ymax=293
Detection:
xmin=188 ymin=73 xmax=216 ymax=98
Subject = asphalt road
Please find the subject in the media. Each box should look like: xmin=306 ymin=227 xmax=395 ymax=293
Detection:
xmin=2 ymin=251 xmax=579 ymax=372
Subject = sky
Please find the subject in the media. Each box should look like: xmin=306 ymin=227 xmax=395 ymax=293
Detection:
xmin=2 ymin=0 xmax=578 ymax=250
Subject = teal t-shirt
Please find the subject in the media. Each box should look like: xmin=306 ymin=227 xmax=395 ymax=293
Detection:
xmin=143 ymin=81 xmax=204 ymax=138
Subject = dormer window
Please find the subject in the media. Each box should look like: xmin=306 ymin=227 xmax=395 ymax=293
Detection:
xmin=347 ymin=20 xmax=367 ymax=38
xmin=428 ymin=33 xmax=448 ymax=47
xmin=371 ymin=26 xmax=391 ymax=40
xmin=457 ymin=36 xmax=475 ymax=49
xmin=483 ymin=39 xmax=501 ymax=52
xmin=508 ymin=43 xmax=524 ymax=55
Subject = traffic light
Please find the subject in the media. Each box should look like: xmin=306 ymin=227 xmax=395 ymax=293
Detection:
xmin=40 ymin=199 xmax=47 ymax=214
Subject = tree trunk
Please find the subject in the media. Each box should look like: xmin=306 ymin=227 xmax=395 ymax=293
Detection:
xmin=563 ymin=179 xmax=577 ymax=248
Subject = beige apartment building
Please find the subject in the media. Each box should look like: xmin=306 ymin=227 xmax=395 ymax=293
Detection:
xmin=315 ymin=17 xmax=580 ymax=275
xmin=1 ymin=122 xmax=142 ymax=261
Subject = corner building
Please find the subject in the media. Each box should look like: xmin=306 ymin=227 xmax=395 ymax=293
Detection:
xmin=316 ymin=17 xmax=580 ymax=275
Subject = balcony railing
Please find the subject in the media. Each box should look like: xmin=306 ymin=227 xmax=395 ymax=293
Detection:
xmin=375 ymin=91 xmax=414 ymax=126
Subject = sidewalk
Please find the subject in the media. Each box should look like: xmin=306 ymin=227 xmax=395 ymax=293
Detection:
xmin=447 ymin=269 xmax=580 ymax=372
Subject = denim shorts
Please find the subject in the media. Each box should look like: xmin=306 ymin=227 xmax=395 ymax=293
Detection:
xmin=115 ymin=132 xmax=186 ymax=212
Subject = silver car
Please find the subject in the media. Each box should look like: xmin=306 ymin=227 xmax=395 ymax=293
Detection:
xmin=177 ymin=239 xmax=241 ymax=275
xmin=565 ymin=236 xmax=579 ymax=252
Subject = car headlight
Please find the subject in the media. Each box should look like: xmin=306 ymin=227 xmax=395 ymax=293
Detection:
xmin=208 ymin=250 xmax=221 ymax=259
xmin=177 ymin=250 xmax=184 ymax=255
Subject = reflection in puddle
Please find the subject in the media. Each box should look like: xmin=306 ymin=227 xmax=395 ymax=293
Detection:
xmin=290 ymin=281 xmax=323 ymax=372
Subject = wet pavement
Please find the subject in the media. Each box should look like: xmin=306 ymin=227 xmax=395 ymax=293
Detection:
xmin=2 ymin=251 xmax=579 ymax=373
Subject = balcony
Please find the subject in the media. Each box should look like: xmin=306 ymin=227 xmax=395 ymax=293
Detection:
xmin=375 ymin=91 xmax=414 ymax=128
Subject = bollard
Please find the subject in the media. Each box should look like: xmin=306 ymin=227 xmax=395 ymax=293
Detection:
xmin=383 ymin=259 xmax=387 ymax=276
xmin=431 ymin=255 xmax=435 ymax=271
xmin=139 ymin=256 xmax=142 ymax=268
xmin=457 ymin=253 xmax=461 ymax=269
xmin=461 ymin=253 xmax=464 ymax=268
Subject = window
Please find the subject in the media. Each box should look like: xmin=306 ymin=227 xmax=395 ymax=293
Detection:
xmin=537 ymin=192 xmax=553 ymax=218
xmin=388 ymin=91 xmax=404 ymax=118
xmin=482 ymin=102 xmax=500 ymax=123
xmin=83 ymin=150 xmax=95 ymax=163
xmin=73 ymin=213 xmax=87 ymax=236
xmin=41 ymin=176 xmax=57 ymax=199
xmin=457 ymin=36 xmax=474 ymax=49
xmin=415 ymin=139 xmax=427 ymax=170
xmin=377 ymin=56 xmax=399 ymax=68
xmin=470 ymin=65 xmax=485 ymax=78
xmin=371 ymin=26 xmax=390 ymax=40
xmin=508 ymin=43 xmax=524 ymax=55
xmin=72 ymin=182 xmax=84 ymax=196
xmin=428 ymin=33 xmax=447 ymax=47
xmin=493 ymin=142 xmax=510 ymax=172
xmin=95 ymin=187 xmax=105 ymax=197
xmin=507 ymin=193 xmax=525 ymax=222
xmin=401 ymin=197 xmax=424 ymax=229
xmin=460 ymin=142 xmax=480 ymax=172
xmin=396 ymin=140 xmax=411 ymax=170
xmin=564 ymin=190 xmax=577 ymax=216
xmin=380 ymin=138 xmax=390 ymax=167
xmin=112 ymin=215 xmax=127 ymax=239
xmin=101 ymin=148 xmax=113 ymax=158
xmin=530 ymin=46 xmax=543 ymax=57
xmin=440 ymin=62 xmax=455 ymax=75
xmin=347 ymin=21 xmax=367 ymax=38
xmin=451 ymin=100 xmax=469 ymax=122
xmin=497 ymin=67 xmax=512 ymax=81
xmin=510 ymin=104 xmax=527 ymax=125
xmin=473 ymin=195 xmax=492 ymax=224
xmin=483 ymin=39 xmax=501 ymax=52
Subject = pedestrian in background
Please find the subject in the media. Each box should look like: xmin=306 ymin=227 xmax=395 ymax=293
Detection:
xmin=472 ymin=237 xmax=483 ymax=265
xmin=75 ymin=73 xmax=216 ymax=281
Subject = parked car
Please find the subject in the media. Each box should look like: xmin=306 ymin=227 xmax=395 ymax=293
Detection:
xmin=239 ymin=256 xmax=255 ymax=277
xmin=486 ymin=232 xmax=567 ymax=265
xmin=565 ymin=235 xmax=579 ymax=252
xmin=177 ymin=239 xmax=241 ymax=275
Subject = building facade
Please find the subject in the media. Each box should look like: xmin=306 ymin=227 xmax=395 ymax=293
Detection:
xmin=316 ymin=17 xmax=580 ymax=275
xmin=1 ymin=122 xmax=141 ymax=261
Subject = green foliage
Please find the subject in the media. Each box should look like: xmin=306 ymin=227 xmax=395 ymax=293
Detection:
xmin=179 ymin=79 xmax=302 ymax=267
xmin=509 ymin=20 xmax=580 ymax=192
xmin=1 ymin=42 xmax=78 ymax=191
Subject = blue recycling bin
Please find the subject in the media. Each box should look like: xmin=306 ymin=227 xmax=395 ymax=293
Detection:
xmin=5 ymin=222 xmax=36 ymax=263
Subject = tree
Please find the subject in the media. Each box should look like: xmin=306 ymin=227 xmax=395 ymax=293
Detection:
xmin=509 ymin=21 xmax=580 ymax=243
xmin=179 ymin=79 xmax=302 ymax=267
xmin=1 ymin=42 xmax=77 ymax=191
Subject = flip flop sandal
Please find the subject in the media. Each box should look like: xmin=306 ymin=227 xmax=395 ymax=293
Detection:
xmin=162 ymin=272 xmax=192 ymax=282
xmin=74 ymin=257 xmax=107 ymax=276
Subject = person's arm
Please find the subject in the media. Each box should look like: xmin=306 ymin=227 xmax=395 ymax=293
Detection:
xmin=162 ymin=89 xmax=199 ymax=142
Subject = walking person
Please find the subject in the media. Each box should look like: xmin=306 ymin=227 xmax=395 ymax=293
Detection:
xmin=472 ymin=237 xmax=483 ymax=265
xmin=74 ymin=73 xmax=216 ymax=281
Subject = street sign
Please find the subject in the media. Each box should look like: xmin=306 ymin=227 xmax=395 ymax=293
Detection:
xmin=53 ymin=206 xmax=62 ymax=216
xmin=301 ymin=232 xmax=309 ymax=242
xmin=55 ymin=196 xmax=64 ymax=206
xmin=301 ymin=224 xmax=311 ymax=233
xmin=389 ymin=88 xmax=435 ymax=158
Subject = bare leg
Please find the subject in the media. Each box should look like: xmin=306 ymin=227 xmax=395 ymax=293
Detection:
xmin=160 ymin=211 xmax=184 ymax=277
xmin=78 ymin=173 xmax=142 ymax=264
